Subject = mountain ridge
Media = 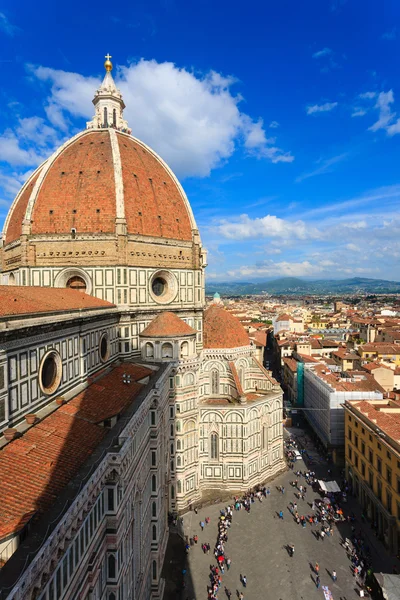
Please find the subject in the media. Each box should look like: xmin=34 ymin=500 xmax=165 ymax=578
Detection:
xmin=205 ymin=277 xmax=400 ymax=295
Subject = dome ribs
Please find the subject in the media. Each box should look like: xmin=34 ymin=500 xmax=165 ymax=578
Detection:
xmin=5 ymin=169 xmax=43 ymax=244
xmin=30 ymin=131 xmax=116 ymax=235
xmin=118 ymin=134 xmax=192 ymax=241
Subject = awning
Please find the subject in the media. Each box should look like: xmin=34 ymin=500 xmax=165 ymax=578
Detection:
xmin=319 ymin=480 xmax=341 ymax=493
xmin=374 ymin=573 xmax=400 ymax=600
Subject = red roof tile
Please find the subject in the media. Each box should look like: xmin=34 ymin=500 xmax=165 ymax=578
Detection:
xmin=203 ymin=305 xmax=249 ymax=349
xmin=140 ymin=312 xmax=196 ymax=337
xmin=0 ymin=363 xmax=151 ymax=539
xmin=4 ymin=130 xmax=193 ymax=244
xmin=0 ymin=286 xmax=114 ymax=317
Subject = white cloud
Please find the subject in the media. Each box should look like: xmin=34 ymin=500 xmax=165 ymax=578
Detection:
xmin=215 ymin=214 xmax=320 ymax=241
xmin=312 ymin=47 xmax=332 ymax=59
xmin=296 ymin=153 xmax=348 ymax=183
xmin=25 ymin=60 xmax=293 ymax=178
xmin=359 ymin=91 xmax=377 ymax=100
xmin=228 ymin=260 xmax=320 ymax=278
xmin=0 ymin=12 xmax=19 ymax=36
xmin=351 ymin=108 xmax=367 ymax=117
xmin=346 ymin=243 xmax=360 ymax=251
xmin=368 ymin=90 xmax=395 ymax=132
xmin=269 ymin=121 xmax=279 ymax=128
xmin=306 ymin=102 xmax=338 ymax=115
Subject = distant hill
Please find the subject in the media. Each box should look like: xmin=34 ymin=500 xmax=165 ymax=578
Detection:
xmin=206 ymin=277 xmax=400 ymax=296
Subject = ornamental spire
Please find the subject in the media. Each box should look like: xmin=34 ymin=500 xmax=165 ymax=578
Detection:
xmin=86 ymin=55 xmax=131 ymax=133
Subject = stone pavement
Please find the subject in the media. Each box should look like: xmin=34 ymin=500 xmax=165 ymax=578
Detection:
xmin=165 ymin=427 xmax=400 ymax=600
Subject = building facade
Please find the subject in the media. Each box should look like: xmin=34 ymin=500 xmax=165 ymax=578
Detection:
xmin=0 ymin=57 xmax=285 ymax=600
xmin=344 ymin=399 xmax=400 ymax=555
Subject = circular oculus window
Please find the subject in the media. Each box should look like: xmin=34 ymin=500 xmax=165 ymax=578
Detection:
xmin=99 ymin=332 xmax=111 ymax=363
xmin=149 ymin=270 xmax=178 ymax=304
xmin=39 ymin=350 xmax=62 ymax=396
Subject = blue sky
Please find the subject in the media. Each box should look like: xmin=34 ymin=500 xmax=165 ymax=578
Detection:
xmin=1 ymin=0 xmax=400 ymax=281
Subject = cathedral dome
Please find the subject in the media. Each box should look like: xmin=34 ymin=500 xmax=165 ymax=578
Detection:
xmin=3 ymin=128 xmax=195 ymax=245
xmin=3 ymin=54 xmax=198 ymax=250
xmin=203 ymin=304 xmax=250 ymax=349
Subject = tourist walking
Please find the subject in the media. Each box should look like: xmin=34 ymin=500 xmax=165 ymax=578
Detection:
xmin=279 ymin=510 xmax=284 ymax=520
xmin=316 ymin=575 xmax=320 ymax=589
xmin=332 ymin=569 xmax=337 ymax=581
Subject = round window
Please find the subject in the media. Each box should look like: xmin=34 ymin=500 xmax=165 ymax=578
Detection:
xmin=39 ymin=350 xmax=62 ymax=395
xmin=66 ymin=275 xmax=87 ymax=292
xmin=149 ymin=271 xmax=178 ymax=304
xmin=152 ymin=277 xmax=166 ymax=297
xmin=99 ymin=332 xmax=110 ymax=363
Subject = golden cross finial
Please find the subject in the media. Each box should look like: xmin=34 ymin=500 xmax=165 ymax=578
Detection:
xmin=104 ymin=53 xmax=113 ymax=72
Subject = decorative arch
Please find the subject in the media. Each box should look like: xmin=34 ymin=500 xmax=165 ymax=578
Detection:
xmin=145 ymin=342 xmax=154 ymax=358
xmin=54 ymin=267 xmax=92 ymax=295
xmin=180 ymin=341 xmax=189 ymax=358
xmin=184 ymin=372 xmax=195 ymax=386
xmin=162 ymin=342 xmax=173 ymax=358
xmin=8 ymin=272 xmax=15 ymax=286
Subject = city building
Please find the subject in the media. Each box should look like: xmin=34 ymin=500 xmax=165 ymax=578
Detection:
xmin=304 ymin=365 xmax=384 ymax=462
xmin=0 ymin=57 xmax=284 ymax=600
xmin=344 ymin=399 xmax=400 ymax=554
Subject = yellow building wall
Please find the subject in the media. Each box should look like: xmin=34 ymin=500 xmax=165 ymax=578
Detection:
xmin=344 ymin=409 xmax=400 ymax=547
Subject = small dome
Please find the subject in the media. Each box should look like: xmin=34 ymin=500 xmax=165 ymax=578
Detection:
xmin=213 ymin=292 xmax=220 ymax=299
xmin=203 ymin=304 xmax=249 ymax=349
xmin=140 ymin=312 xmax=197 ymax=337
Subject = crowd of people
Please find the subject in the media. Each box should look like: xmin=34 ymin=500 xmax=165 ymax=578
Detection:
xmin=180 ymin=431 xmax=390 ymax=598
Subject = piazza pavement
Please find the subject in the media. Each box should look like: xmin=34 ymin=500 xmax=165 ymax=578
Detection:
xmin=164 ymin=427 xmax=400 ymax=600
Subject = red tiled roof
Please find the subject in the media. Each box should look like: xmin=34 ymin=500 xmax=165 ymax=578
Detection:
xmin=360 ymin=343 xmax=400 ymax=354
xmin=0 ymin=363 xmax=152 ymax=539
xmin=229 ymin=362 xmax=244 ymax=396
xmin=203 ymin=305 xmax=249 ymax=349
xmin=4 ymin=130 xmax=193 ymax=244
xmin=249 ymin=331 xmax=267 ymax=346
xmin=276 ymin=313 xmax=291 ymax=322
xmin=283 ymin=357 xmax=298 ymax=372
xmin=140 ymin=312 xmax=196 ymax=337
xmin=349 ymin=400 xmax=400 ymax=442
xmin=0 ymin=286 xmax=114 ymax=317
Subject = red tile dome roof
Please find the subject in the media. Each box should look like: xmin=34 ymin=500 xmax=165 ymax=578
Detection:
xmin=3 ymin=129 xmax=196 ymax=245
xmin=203 ymin=304 xmax=250 ymax=349
xmin=141 ymin=312 xmax=197 ymax=337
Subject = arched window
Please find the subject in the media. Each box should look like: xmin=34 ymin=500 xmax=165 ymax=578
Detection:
xmin=177 ymin=480 xmax=182 ymax=493
xmin=176 ymin=439 xmax=181 ymax=450
xmin=152 ymin=524 xmax=157 ymax=540
xmin=151 ymin=474 xmax=156 ymax=492
xmin=177 ymin=456 xmax=181 ymax=467
xmin=184 ymin=372 xmax=194 ymax=386
xmin=170 ymin=459 xmax=174 ymax=472
xmin=8 ymin=273 xmax=15 ymax=286
xmin=238 ymin=367 xmax=245 ymax=388
xmin=180 ymin=341 xmax=189 ymax=358
xmin=162 ymin=343 xmax=173 ymax=358
xmin=152 ymin=501 xmax=157 ymax=517
xmin=170 ymin=443 xmax=174 ymax=455
xmin=176 ymin=420 xmax=181 ymax=432
xmin=171 ymin=484 xmax=175 ymax=499
xmin=152 ymin=560 xmax=157 ymax=580
xmin=104 ymin=107 xmax=108 ymax=126
xmin=113 ymin=108 xmax=117 ymax=126
xmin=109 ymin=593 xmax=116 ymax=600
xmin=262 ymin=425 xmax=268 ymax=450
xmin=210 ymin=433 xmax=219 ymax=460
xmin=108 ymin=554 xmax=116 ymax=579
xmin=211 ymin=369 xmax=219 ymax=395
xmin=145 ymin=343 xmax=154 ymax=358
